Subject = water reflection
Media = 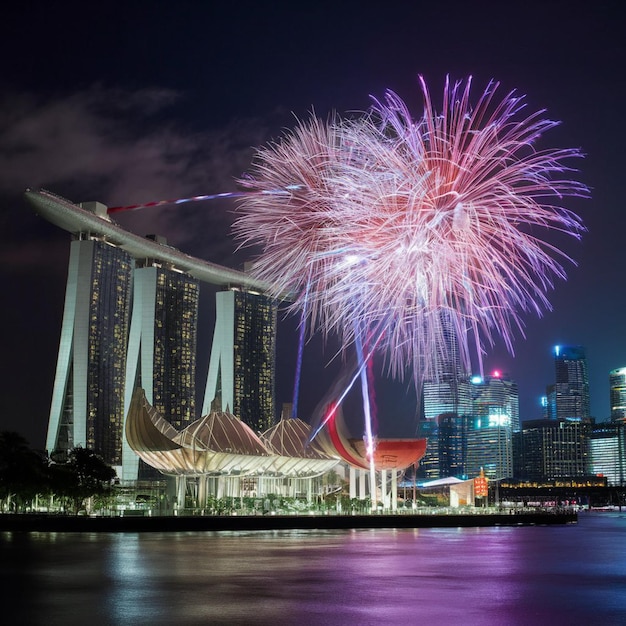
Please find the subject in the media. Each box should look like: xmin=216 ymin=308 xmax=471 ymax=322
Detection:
xmin=2 ymin=514 xmax=626 ymax=625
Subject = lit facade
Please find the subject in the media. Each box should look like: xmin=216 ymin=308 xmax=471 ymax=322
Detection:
xmin=421 ymin=377 xmax=471 ymax=480
xmin=419 ymin=316 xmax=471 ymax=480
xmin=516 ymin=418 xmax=592 ymax=480
xmin=589 ymin=422 xmax=626 ymax=486
xmin=437 ymin=413 xmax=467 ymax=478
xmin=551 ymin=345 xmax=590 ymax=420
xmin=29 ymin=191 xmax=276 ymax=481
xmin=203 ymin=289 xmax=278 ymax=433
xmin=465 ymin=417 xmax=512 ymax=480
xmin=609 ymin=367 xmax=626 ymax=421
xmin=123 ymin=261 xmax=199 ymax=480
xmin=465 ymin=373 xmax=518 ymax=480
xmin=47 ymin=227 xmax=133 ymax=466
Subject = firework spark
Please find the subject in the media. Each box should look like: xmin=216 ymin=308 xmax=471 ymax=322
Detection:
xmin=234 ymin=76 xmax=587 ymax=386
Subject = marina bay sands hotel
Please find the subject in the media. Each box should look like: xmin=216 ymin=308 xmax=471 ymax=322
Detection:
xmin=26 ymin=190 xmax=279 ymax=482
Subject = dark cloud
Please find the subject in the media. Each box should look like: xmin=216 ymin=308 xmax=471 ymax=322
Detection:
xmin=0 ymin=85 xmax=278 ymax=262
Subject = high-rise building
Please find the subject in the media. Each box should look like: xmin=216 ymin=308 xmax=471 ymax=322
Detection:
xmin=515 ymin=418 xmax=592 ymax=480
xmin=125 ymin=260 xmax=199 ymax=428
xmin=590 ymin=422 xmax=626 ymax=486
xmin=421 ymin=370 xmax=520 ymax=481
xmin=122 ymin=258 xmax=199 ymax=480
xmin=609 ymin=367 xmax=626 ymax=421
xmin=47 ymin=218 xmax=133 ymax=466
xmin=203 ymin=289 xmax=277 ymax=433
xmin=551 ymin=345 xmax=590 ymax=420
xmin=436 ymin=413 xmax=467 ymax=478
xmin=29 ymin=190 xmax=271 ymax=481
xmin=419 ymin=316 xmax=471 ymax=479
xmin=422 ymin=312 xmax=472 ymax=420
xmin=465 ymin=372 xmax=518 ymax=480
xmin=471 ymin=372 xmax=520 ymax=432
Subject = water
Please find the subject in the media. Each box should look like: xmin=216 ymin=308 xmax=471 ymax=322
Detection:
xmin=2 ymin=512 xmax=626 ymax=625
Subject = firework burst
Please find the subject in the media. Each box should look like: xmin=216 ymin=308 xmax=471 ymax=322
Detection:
xmin=233 ymin=76 xmax=588 ymax=386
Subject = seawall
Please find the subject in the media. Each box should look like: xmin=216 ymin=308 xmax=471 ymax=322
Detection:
xmin=0 ymin=510 xmax=576 ymax=533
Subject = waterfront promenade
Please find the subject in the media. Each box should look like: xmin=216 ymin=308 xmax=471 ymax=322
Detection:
xmin=0 ymin=509 xmax=576 ymax=532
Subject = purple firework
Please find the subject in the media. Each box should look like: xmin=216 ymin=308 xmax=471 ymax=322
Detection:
xmin=233 ymin=76 xmax=588 ymax=385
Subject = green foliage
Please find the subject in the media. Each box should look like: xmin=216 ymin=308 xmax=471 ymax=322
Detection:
xmin=48 ymin=447 xmax=117 ymax=514
xmin=0 ymin=431 xmax=47 ymax=512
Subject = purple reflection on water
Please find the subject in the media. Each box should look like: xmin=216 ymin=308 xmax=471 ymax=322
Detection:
xmin=2 ymin=513 xmax=626 ymax=625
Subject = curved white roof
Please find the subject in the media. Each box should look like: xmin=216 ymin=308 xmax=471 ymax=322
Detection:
xmin=125 ymin=389 xmax=339 ymax=478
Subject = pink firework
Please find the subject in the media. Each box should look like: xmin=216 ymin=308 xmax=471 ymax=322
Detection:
xmin=233 ymin=76 xmax=587 ymax=385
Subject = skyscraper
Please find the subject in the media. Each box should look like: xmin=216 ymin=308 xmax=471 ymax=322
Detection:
xmin=516 ymin=418 xmax=591 ymax=480
xmin=422 ymin=312 xmax=472 ymax=420
xmin=609 ymin=367 xmax=626 ymax=421
xmin=28 ymin=190 xmax=271 ymax=481
xmin=419 ymin=315 xmax=471 ymax=479
xmin=125 ymin=260 xmax=199 ymax=428
xmin=465 ymin=372 xmax=518 ymax=480
xmin=203 ymin=289 xmax=277 ymax=433
xmin=590 ymin=422 xmax=626 ymax=486
xmin=552 ymin=345 xmax=590 ymax=420
xmin=47 ymin=217 xmax=133 ymax=466
xmin=122 ymin=258 xmax=199 ymax=480
xmin=471 ymin=372 xmax=520 ymax=432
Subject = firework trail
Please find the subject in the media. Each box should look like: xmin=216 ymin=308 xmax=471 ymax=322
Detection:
xmin=107 ymin=191 xmax=248 ymax=213
xmin=291 ymin=281 xmax=310 ymax=419
xmin=233 ymin=76 xmax=588 ymax=392
xmin=354 ymin=322 xmax=377 ymax=502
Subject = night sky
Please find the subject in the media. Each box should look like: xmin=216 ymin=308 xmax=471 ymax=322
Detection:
xmin=1 ymin=1 xmax=625 ymax=447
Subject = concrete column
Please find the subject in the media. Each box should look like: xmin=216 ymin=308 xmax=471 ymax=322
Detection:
xmin=381 ymin=469 xmax=387 ymax=510
xmin=359 ymin=469 xmax=367 ymax=500
xmin=349 ymin=466 xmax=357 ymax=499
xmin=198 ymin=475 xmax=207 ymax=507
xmin=176 ymin=476 xmax=187 ymax=509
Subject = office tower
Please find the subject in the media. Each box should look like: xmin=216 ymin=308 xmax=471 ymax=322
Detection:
xmin=420 ymin=379 xmax=471 ymax=479
xmin=423 ymin=379 xmax=473 ymax=422
xmin=436 ymin=413 xmax=467 ymax=478
xmin=203 ymin=289 xmax=277 ymax=433
xmin=466 ymin=418 xmax=511 ymax=480
xmin=422 ymin=312 xmax=472 ymax=420
xmin=419 ymin=315 xmax=471 ymax=479
xmin=609 ymin=367 xmax=626 ymax=421
xmin=552 ymin=345 xmax=590 ymax=420
xmin=417 ymin=418 xmax=441 ymax=480
xmin=516 ymin=418 xmax=591 ymax=480
xmin=471 ymin=371 xmax=520 ymax=432
xmin=590 ymin=422 xmax=626 ymax=486
xmin=465 ymin=372 xmax=518 ymax=480
xmin=47 ymin=228 xmax=133 ymax=466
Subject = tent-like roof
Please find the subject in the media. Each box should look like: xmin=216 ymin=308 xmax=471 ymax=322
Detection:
xmin=126 ymin=389 xmax=274 ymax=476
xmin=125 ymin=389 xmax=339 ymax=478
xmin=261 ymin=418 xmax=338 ymax=476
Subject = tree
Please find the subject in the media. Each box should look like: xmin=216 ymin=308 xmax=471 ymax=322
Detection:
xmin=48 ymin=447 xmax=117 ymax=514
xmin=0 ymin=431 xmax=47 ymax=512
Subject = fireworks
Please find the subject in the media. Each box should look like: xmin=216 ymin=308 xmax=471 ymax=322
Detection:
xmin=233 ymin=76 xmax=587 ymax=386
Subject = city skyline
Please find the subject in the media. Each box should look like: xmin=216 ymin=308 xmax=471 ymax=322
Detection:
xmin=1 ymin=2 xmax=625 ymax=447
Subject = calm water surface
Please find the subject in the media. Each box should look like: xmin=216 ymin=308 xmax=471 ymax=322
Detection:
xmin=2 ymin=512 xmax=625 ymax=625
